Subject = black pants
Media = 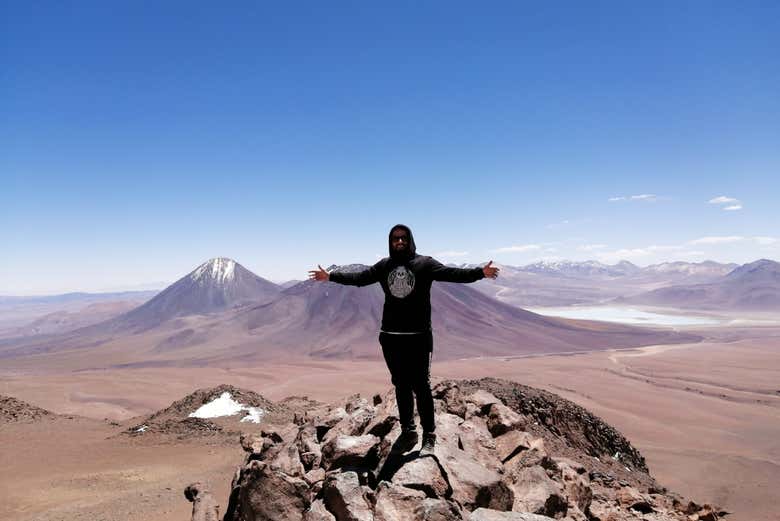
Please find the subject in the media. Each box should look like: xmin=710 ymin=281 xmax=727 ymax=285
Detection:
xmin=379 ymin=331 xmax=435 ymax=434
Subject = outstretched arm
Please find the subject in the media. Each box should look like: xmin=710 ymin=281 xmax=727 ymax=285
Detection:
xmin=309 ymin=262 xmax=381 ymax=287
xmin=430 ymin=259 xmax=499 ymax=282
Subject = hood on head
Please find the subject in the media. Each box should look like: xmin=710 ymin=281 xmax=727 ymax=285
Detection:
xmin=388 ymin=224 xmax=417 ymax=262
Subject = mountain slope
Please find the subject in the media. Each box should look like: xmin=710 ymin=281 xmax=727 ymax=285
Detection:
xmin=620 ymin=259 xmax=780 ymax=310
xmin=114 ymin=257 xmax=281 ymax=330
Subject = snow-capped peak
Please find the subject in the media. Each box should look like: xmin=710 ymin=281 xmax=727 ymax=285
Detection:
xmin=190 ymin=257 xmax=237 ymax=284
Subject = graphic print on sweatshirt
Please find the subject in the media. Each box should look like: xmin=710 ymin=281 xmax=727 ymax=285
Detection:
xmin=388 ymin=265 xmax=415 ymax=298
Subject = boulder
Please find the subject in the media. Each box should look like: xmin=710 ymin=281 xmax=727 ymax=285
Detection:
xmin=485 ymin=402 xmax=526 ymax=437
xmin=458 ymin=418 xmax=500 ymax=470
xmin=270 ymin=441 xmax=306 ymax=478
xmin=303 ymin=499 xmax=336 ymax=521
xmin=504 ymin=466 xmax=567 ymax=518
xmin=374 ymin=481 xmax=427 ymax=521
xmin=323 ymin=401 xmax=376 ymax=443
xmin=433 ymin=442 xmax=513 ymax=511
xmin=616 ymin=485 xmax=655 ymax=514
xmin=297 ymin=424 xmax=323 ymax=470
xmin=470 ymin=509 xmax=555 ymax=520
xmin=391 ymin=456 xmax=449 ymax=498
xmin=494 ymin=430 xmax=535 ymax=463
xmin=237 ymin=460 xmax=310 ymax=521
xmin=554 ymin=459 xmax=591 ymax=513
xmin=432 ymin=381 xmax=467 ymax=418
xmin=321 ymin=434 xmax=381 ymax=470
xmin=416 ymin=498 xmax=466 ymax=520
xmin=465 ymin=390 xmax=501 ymax=412
xmin=323 ymin=471 xmax=375 ymax=521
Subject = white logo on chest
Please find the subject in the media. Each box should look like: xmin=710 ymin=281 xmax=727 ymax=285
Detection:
xmin=388 ymin=265 xmax=415 ymax=298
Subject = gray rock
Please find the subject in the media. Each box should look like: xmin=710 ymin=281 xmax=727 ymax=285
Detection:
xmin=555 ymin=459 xmax=592 ymax=513
xmin=469 ymin=508 xmax=555 ymax=520
xmin=374 ymin=481 xmax=427 ymax=521
xmin=391 ymin=457 xmax=450 ymax=498
xmin=485 ymin=402 xmax=526 ymax=437
xmin=433 ymin=443 xmax=513 ymax=511
xmin=237 ymin=460 xmax=310 ymax=521
xmin=304 ymin=499 xmax=337 ymax=521
xmin=464 ymin=390 xmax=501 ymax=412
xmin=323 ymin=471 xmax=375 ymax=521
xmin=505 ymin=466 xmax=567 ymax=518
xmin=494 ymin=431 xmax=535 ymax=463
xmin=321 ymin=434 xmax=381 ymax=470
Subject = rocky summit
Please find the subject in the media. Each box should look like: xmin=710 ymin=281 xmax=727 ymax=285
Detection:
xmin=182 ymin=378 xmax=726 ymax=521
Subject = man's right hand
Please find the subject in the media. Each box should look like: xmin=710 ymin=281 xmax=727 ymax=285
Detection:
xmin=308 ymin=264 xmax=329 ymax=281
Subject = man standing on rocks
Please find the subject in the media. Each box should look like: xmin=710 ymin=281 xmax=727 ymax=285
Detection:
xmin=309 ymin=224 xmax=499 ymax=455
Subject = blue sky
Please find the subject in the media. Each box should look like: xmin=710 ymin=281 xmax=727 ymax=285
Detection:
xmin=2 ymin=2 xmax=779 ymax=294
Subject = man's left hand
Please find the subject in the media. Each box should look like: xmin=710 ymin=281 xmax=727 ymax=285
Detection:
xmin=483 ymin=260 xmax=499 ymax=279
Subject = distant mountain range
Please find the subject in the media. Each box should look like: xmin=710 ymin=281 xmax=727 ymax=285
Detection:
xmin=2 ymin=257 xmax=778 ymax=369
xmin=0 ymin=258 xmax=704 ymax=368
xmin=618 ymin=259 xmax=780 ymax=310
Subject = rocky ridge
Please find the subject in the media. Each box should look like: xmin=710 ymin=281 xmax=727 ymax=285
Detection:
xmin=0 ymin=394 xmax=55 ymax=424
xmin=125 ymin=384 xmax=291 ymax=440
xmin=184 ymin=378 xmax=726 ymax=521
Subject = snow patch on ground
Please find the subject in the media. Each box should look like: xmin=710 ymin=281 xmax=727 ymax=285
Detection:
xmin=189 ymin=391 xmax=264 ymax=423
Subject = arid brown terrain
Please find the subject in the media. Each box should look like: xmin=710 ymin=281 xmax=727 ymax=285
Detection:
xmin=2 ymin=327 xmax=778 ymax=520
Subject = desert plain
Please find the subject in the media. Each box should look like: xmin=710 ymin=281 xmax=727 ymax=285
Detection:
xmin=2 ymin=320 xmax=778 ymax=521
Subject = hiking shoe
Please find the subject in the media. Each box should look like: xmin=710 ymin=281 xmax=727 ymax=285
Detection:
xmin=420 ymin=432 xmax=436 ymax=455
xmin=395 ymin=428 xmax=419 ymax=452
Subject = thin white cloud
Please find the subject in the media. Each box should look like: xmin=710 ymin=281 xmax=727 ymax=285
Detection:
xmin=432 ymin=250 xmax=469 ymax=258
xmin=490 ymin=244 xmax=542 ymax=254
xmin=608 ymin=194 xmax=657 ymax=202
xmin=689 ymin=236 xmax=744 ymax=245
xmin=755 ymin=236 xmax=778 ymax=245
xmin=708 ymin=196 xmax=739 ymax=204
xmin=708 ymin=195 xmax=743 ymax=210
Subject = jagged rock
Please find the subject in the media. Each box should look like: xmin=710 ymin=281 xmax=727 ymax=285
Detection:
xmin=494 ymin=430 xmax=535 ymax=463
xmin=485 ymin=402 xmax=526 ymax=437
xmin=208 ymin=380 xmax=723 ymax=521
xmin=297 ymin=424 xmax=323 ymax=470
xmin=184 ymin=482 xmax=220 ymax=521
xmin=465 ymin=390 xmax=501 ymax=411
xmin=505 ymin=466 xmax=567 ymax=517
xmin=374 ymin=481 xmax=427 ymax=520
xmin=504 ymin=441 xmax=550 ymax=471
xmin=237 ymin=460 xmax=310 ymax=521
xmin=323 ymin=471 xmax=375 ymax=521
xmin=553 ymin=458 xmax=592 ymax=513
xmin=458 ymin=417 xmax=500 ymax=470
xmin=239 ymin=431 xmax=283 ymax=459
xmin=433 ymin=413 xmax=466 ymax=450
xmin=314 ymin=406 xmax=349 ymax=440
xmin=416 ymin=497 xmax=467 ymax=520
xmin=303 ymin=499 xmax=336 ymax=520
xmin=433 ymin=442 xmax=514 ymax=511
xmin=305 ymin=468 xmax=326 ymax=486
xmin=391 ymin=457 xmax=449 ymax=498
xmin=433 ymin=381 xmax=467 ymax=418
xmin=470 ymin=509 xmax=556 ymax=520
xmin=323 ymin=399 xmax=376 ymax=443
xmin=271 ymin=441 xmax=306 ymax=477
xmin=616 ymin=485 xmax=655 ymax=513
xmin=321 ymin=434 xmax=381 ymax=470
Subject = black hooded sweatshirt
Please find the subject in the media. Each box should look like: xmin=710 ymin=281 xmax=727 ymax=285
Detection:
xmin=328 ymin=224 xmax=485 ymax=333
